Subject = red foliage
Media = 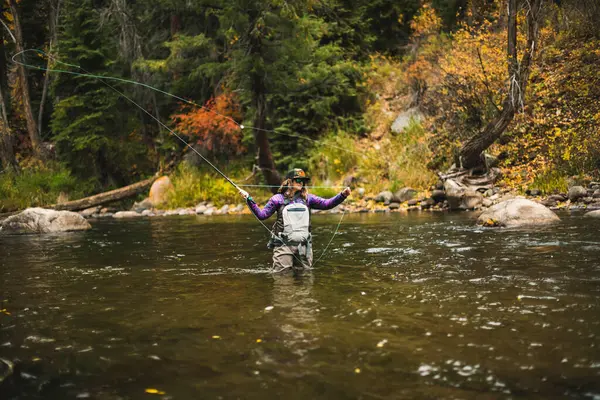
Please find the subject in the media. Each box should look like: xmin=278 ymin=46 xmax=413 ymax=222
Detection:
xmin=171 ymin=93 xmax=245 ymax=155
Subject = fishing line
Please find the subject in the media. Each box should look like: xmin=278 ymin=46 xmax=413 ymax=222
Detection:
xmin=15 ymin=49 xmax=345 ymax=267
xmin=312 ymin=210 xmax=346 ymax=268
xmin=236 ymin=184 xmax=346 ymax=189
xmin=13 ymin=49 xmax=365 ymax=157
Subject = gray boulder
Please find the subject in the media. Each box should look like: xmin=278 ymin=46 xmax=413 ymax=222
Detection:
xmin=585 ymin=210 xmax=600 ymax=218
xmin=131 ymin=197 xmax=153 ymax=213
xmin=568 ymin=186 xmax=587 ymax=201
xmin=375 ymin=191 xmax=394 ymax=205
xmin=444 ymin=180 xmax=483 ymax=210
xmin=0 ymin=208 xmax=91 ymax=234
xmin=477 ymin=199 xmax=560 ymax=227
xmin=394 ymin=187 xmax=417 ymax=203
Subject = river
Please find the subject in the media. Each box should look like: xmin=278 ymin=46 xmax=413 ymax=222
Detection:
xmin=1 ymin=211 xmax=599 ymax=399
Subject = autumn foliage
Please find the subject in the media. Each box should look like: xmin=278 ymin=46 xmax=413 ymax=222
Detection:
xmin=171 ymin=93 xmax=245 ymax=155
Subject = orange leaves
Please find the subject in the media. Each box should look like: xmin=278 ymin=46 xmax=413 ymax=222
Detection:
xmin=171 ymin=93 xmax=245 ymax=155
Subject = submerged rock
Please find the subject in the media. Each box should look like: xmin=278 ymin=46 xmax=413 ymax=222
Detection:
xmin=477 ymin=199 xmax=560 ymax=227
xmin=0 ymin=208 xmax=91 ymax=234
xmin=584 ymin=210 xmax=600 ymax=218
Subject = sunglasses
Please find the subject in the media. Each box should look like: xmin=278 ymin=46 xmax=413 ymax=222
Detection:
xmin=293 ymin=178 xmax=305 ymax=184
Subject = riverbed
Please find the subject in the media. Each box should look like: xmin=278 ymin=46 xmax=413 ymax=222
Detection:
xmin=1 ymin=212 xmax=599 ymax=399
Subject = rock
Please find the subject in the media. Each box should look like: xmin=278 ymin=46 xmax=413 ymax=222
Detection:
xmin=444 ymin=180 xmax=483 ymax=210
xmin=526 ymin=188 xmax=542 ymax=196
xmin=431 ymin=190 xmax=446 ymax=203
xmin=568 ymin=185 xmax=587 ymax=202
xmin=541 ymin=199 xmax=557 ymax=208
xmin=141 ymin=210 xmax=155 ymax=217
xmin=375 ymin=191 xmax=394 ymax=205
xmin=394 ymin=187 xmax=417 ymax=203
xmin=113 ymin=211 xmax=140 ymax=219
xmin=219 ymin=205 xmax=230 ymax=214
xmin=421 ymin=198 xmax=435 ymax=209
xmin=132 ymin=197 xmax=153 ymax=213
xmin=489 ymin=194 xmax=500 ymax=201
xmin=482 ymin=199 xmax=493 ymax=207
xmin=407 ymin=199 xmax=418 ymax=206
xmin=80 ymin=206 xmax=100 ymax=217
xmin=593 ymin=190 xmax=600 ymax=199
xmin=357 ymin=188 xmax=366 ymax=197
xmin=582 ymin=197 xmax=594 ymax=204
xmin=149 ymin=176 xmax=174 ymax=206
xmin=388 ymin=202 xmax=400 ymax=210
xmin=0 ymin=208 xmax=91 ymax=234
xmin=235 ymin=204 xmax=245 ymax=212
xmin=195 ymin=205 xmax=208 ymax=214
xmin=483 ymin=189 xmax=494 ymax=197
xmin=435 ymin=181 xmax=444 ymax=190
xmin=589 ymin=182 xmax=600 ymax=190
xmin=477 ymin=199 xmax=560 ymax=227
xmin=585 ymin=210 xmax=600 ymax=218
xmin=391 ymin=108 xmax=423 ymax=134
xmin=548 ymin=194 xmax=567 ymax=202
xmin=204 ymin=208 xmax=215 ymax=216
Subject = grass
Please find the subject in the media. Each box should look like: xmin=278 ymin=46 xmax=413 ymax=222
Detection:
xmin=530 ymin=170 xmax=570 ymax=195
xmin=163 ymin=162 xmax=273 ymax=209
xmin=0 ymin=162 xmax=91 ymax=212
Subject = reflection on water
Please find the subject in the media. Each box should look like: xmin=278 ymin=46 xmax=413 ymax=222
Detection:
xmin=1 ymin=212 xmax=600 ymax=399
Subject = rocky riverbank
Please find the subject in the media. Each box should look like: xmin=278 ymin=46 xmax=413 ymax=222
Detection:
xmin=74 ymin=181 xmax=600 ymax=220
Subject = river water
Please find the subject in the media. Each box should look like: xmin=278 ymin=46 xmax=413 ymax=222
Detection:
xmin=1 ymin=212 xmax=599 ymax=399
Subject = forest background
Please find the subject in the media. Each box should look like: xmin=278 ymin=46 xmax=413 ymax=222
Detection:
xmin=0 ymin=0 xmax=598 ymax=212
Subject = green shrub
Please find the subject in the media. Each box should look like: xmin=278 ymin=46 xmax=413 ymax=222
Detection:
xmin=0 ymin=163 xmax=91 ymax=212
xmin=530 ymin=170 xmax=569 ymax=195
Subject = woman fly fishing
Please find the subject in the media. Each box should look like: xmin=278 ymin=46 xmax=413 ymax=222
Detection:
xmin=239 ymin=169 xmax=351 ymax=273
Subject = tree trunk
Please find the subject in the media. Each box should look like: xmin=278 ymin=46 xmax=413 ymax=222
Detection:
xmin=0 ymin=11 xmax=15 ymax=171
xmin=8 ymin=0 xmax=44 ymax=159
xmin=459 ymin=0 xmax=542 ymax=169
xmin=53 ymin=176 xmax=157 ymax=211
xmin=248 ymin=22 xmax=281 ymax=193
xmin=253 ymin=89 xmax=281 ymax=193
xmin=37 ymin=0 xmax=61 ymax=139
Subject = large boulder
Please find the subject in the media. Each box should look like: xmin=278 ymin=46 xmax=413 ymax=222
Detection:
xmin=394 ymin=187 xmax=417 ymax=203
xmin=568 ymin=186 xmax=587 ymax=202
xmin=585 ymin=210 xmax=600 ymax=218
xmin=149 ymin=176 xmax=174 ymax=206
xmin=444 ymin=180 xmax=483 ymax=210
xmin=0 ymin=208 xmax=91 ymax=234
xmin=477 ymin=199 xmax=560 ymax=227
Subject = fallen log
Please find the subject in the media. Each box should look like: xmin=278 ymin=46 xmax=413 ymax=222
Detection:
xmin=53 ymin=176 xmax=157 ymax=212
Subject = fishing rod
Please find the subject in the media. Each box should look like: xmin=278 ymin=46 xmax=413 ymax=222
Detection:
xmin=13 ymin=49 xmax=345 ymax=267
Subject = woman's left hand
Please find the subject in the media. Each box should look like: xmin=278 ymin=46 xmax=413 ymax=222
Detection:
xmin=342 ymin=187 xmax=351 ymax=197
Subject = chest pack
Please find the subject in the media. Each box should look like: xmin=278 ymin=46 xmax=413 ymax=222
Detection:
xmin=280 ymin=202 xmax=311 ymax=244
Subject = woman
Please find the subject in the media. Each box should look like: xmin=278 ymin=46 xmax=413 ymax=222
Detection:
xmin=239 ymin=168 xmax=351 ymax=272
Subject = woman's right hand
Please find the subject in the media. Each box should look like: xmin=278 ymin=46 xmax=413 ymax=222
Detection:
xmin=239 ymin=188 xmax=250 ymax=200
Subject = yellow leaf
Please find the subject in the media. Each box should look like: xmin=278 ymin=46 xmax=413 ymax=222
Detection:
xmin=145 ymin=388 xmax=166 ymax=395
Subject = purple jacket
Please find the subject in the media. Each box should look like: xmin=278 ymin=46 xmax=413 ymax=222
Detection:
xmin=248 ymin=192 xmax=347 ymax=220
